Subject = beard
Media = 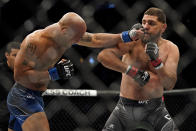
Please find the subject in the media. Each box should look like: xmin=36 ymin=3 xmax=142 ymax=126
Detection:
xmin=141 ymin=30 xmax=162 ymax=44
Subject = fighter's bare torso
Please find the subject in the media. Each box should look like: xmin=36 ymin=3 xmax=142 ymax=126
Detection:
xmin=120 ymin=39 xmax=170 ymax=100
xmin=14 ymin=24 xmax=72 ymax=91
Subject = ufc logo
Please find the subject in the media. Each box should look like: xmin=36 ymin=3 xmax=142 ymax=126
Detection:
xmin=154 ymin=47 xmax=158 ymax=55
xmin=164 ymin=114 xmax=171 ymax=120
xmin=64 ymin=66 xmax=71 ymax=76
xmin=141 ymin=71 xmax=148 ymax=80
xmin=138 ymin=100 xmax=149 ymax=104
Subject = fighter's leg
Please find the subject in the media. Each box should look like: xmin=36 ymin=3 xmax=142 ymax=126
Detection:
xmin=7 ymin=84 xmax=47 ymax=131
xmin=22 ymin=112 xmax=49 ymax=131
xmin=102 ymin=107 xmax=123 ymax=131
xmin=8 ymin=114 xmax=22 ymax=131
xmin=149 ymin=104 xmax=175 ymax=131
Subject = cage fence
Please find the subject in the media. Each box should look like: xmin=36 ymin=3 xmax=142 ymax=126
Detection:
xmin=0 ymin=0 xmax=196 ymax=131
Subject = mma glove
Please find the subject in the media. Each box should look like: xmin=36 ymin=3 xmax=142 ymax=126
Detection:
xmin=48 ymin=59 xmax=74 ymax=81
xmin=121 ymin=23 xmax=144 ymax=43
xmin=126 ymin=65 xmax=150 ymax=86
xmin=145 ymin=42 xmax=163 ymax=69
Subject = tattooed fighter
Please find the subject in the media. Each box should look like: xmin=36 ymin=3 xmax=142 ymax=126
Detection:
xmin=7 ymin=11 xmax=125 ymax=131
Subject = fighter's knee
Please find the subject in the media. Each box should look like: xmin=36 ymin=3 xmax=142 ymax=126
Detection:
xmin=8 ymin=128 xmax=14 ymax=131
xmin=22 ymin=112 xmax=49 ymax=131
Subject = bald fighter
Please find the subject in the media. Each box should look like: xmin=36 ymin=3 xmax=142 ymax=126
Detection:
xmin=79 ymin=8 xmax=180 ymax=131
xmin=7 ymin=12 xmax=122 ymax=131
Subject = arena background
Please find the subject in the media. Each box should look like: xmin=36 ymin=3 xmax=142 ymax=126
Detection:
xmin=0 ymin=0 xmax=196 ymax=130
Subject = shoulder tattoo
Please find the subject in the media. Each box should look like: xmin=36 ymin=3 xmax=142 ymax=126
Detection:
xmin=26 ymin=43 xmax=37 ymax=55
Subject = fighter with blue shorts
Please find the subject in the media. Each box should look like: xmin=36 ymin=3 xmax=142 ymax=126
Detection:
xmin=7 ymin=12 xmax=85 ymax=131
xmin=7 ymin=83 xmax=44 ymax=131
xmin=8 ymin=11 xmax=123 ymax=131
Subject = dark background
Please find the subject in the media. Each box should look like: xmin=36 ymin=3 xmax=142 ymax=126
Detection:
xmin=0 ymin=0 xmax=196 ymax=130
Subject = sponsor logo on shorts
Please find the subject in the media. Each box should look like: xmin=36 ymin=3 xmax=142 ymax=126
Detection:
xmin=114 ymin=106 xmax=119 ymax=111
xmin=164 ymin=114 xmax=172 ymax=120
xmin=106 ymin=124 xmax=115 ymax=130
xmin=26 ymin=95 xmax=35 ymax=99
xmin=138 ymin=100 xmax=149 ymax=104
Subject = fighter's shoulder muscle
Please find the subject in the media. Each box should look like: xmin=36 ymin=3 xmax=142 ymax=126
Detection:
xmin=28 ymin=23 xmax=59 ymax=41
xmin=164 ymin=39 xmax=179 ymax=54
xmin=21 ymin=33 xmax=39 ymax=52
xmin=23 ymin=28 xmax=53 ymax=46
xmin=162 ymin=39 xmax=180 ymax=64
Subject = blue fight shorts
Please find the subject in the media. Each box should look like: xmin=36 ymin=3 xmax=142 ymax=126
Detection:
xmin=7 ymin=83 xmax=44 ymax=131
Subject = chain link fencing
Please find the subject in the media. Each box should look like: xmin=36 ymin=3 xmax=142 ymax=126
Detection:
xmin=0 ymin=0 xmax=196 ymax=130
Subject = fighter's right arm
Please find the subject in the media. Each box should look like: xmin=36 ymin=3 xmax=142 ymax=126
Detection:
xmin=97 ymin=45 xmax=129 ymax=73
xmin=97 ymin=43 xmax=150 ymax=87
xmin=77 ymin=32 xmax=122 ymax=48
xmin=14 ymin=52 xmax=73 ymax=85
xmin=14 ymin=58 xmax=74 ymax=85
xmin=14 ymin=50 xmax=50 ymax=85
xmin=14 ymin=67 xmax=50 ymax=85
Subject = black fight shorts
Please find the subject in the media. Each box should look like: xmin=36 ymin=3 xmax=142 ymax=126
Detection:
xmin=102 ymin=96 xmax=175 ymax=131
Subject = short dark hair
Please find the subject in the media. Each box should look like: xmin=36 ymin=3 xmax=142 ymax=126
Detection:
xmin=144 ymin=7 xmax=166 ymax=23
xmin=6 ymin=41 xmax=20 ymax=53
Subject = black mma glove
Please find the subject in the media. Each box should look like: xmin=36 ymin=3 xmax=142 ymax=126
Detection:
xmin=126 ymin=65 xmax=150 ymax=86
xmin=48 ymin=59 xmax=74 ymax=81
xmin=121 ymin=23 xmax=144 ymax=43
xmin=145 ymin=42 xmax=163 ymax=69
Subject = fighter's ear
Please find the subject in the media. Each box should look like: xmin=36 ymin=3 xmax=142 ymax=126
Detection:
xmin=5 ymin=52 xmax=9 ymax=59
xmin=161 ymin=23 xmax=167 ymax=33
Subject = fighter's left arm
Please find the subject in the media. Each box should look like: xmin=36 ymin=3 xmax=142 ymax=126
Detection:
xmin=77 ymin=32 xmax=122 ymax=48
xmin=77 ymin=24 xmax=144 ymax=48
xmin=146 ymin=42 xmax=180 ymax=90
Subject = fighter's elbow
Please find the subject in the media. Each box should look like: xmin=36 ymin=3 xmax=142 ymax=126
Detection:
xmin=164 ymin=75 xmax=177 ymax=90
xmin=14 ymin=69 xmax=26 ymax=82
xmin=97 ymin=49 xmax=113 ymax=65
xmin=14 ymin=71 xmax=21 ymax=82
xmin=97 ymin=50 xmax=106 ymax=63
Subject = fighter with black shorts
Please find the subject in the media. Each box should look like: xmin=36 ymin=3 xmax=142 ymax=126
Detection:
xmin=103 ymin=97 xmax=174 ymax=131
xmin=87 ymin=8 xmax=180 ymax=131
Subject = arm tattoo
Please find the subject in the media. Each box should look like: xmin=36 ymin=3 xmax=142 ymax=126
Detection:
xmin=80 ymin=32 xmax=92 ymax=43
xmin=26 ymin=43 xmax=37 ymax=55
